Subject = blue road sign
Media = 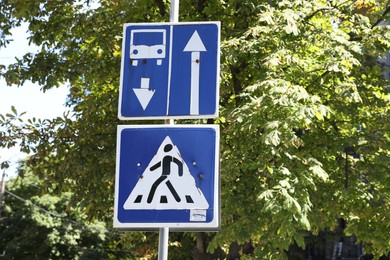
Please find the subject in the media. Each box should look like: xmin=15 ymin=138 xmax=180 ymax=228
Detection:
xmin=114 ymin=125 xmax=220 ymax=230
xmin=118 ymin=22 xmax=220 ymax=120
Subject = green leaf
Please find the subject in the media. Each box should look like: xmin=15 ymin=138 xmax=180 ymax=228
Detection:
xmin=300 ymin=214 xmax=311 ymax=230
xmin=265 ymin=130 xmax=281 ymax=146
xmin=11 ymin=105 xmax=17 ymax=115
xmin=294 ymin=233 xmax=306 ymax=249
xmin=259 ymin=189 xmax=274 ymax=200
xmin=1 ymin=161 xmax=10 ymax=169
xmin=309 ymin=165 xmax=328 ymax=181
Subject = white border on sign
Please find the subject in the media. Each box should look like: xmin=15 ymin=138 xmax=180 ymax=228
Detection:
xmin=113 ymin=124 xmax=220 ymax=231
xmin=117 ymin=22 xmax=221 ymax=121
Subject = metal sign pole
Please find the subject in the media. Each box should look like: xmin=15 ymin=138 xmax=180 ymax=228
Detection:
xmin=159 ymin=2 xmax=179 ymax=260
xmin=171 ymin=0 xmax=179 ymax=23
xmin=158 ymin=227 xmax=169 ymax=260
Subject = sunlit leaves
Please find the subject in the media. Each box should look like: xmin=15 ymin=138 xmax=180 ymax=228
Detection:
xmin=220 ymin=0 xmax=389 ymax=258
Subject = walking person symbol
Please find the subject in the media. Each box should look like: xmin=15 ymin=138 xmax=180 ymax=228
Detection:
xmin=147 ymin=143 xmax=183 ymax=203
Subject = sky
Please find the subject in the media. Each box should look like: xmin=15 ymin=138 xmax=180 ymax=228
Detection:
xmin=0 ymin=23 xmax=69 ymax=179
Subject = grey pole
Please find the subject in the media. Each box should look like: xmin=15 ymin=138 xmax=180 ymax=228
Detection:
xmin=158 ymin=227 xmax=170 ymax=260
xmin=159 ymin=2 xmax=179 ymax=259
xmin=171 ymin=0 xmax=179 ymax=23
xmin=165 ymin=0 xmax=179 ymax=124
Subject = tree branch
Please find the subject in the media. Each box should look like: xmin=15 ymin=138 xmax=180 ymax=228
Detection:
xmin=372 ymin=1 xmax=390 ymax=28
xmin=305 ymin=7 xmax=334 ymax=21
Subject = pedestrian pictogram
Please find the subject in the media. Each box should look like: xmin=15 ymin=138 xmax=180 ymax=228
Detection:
xmin=114 ymin=125 xmax=220 ymax=230
xmin=124 ymin=136 xmax=209 ymax=210
xmin=118 ymin=22 xmax=220 ymax=120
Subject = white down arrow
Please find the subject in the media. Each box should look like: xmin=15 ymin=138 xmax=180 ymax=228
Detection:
xmin=133 ymin=77 xmax=155 ymax=110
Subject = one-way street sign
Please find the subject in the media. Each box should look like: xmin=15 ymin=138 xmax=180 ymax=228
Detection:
xmin=118 ymin=22 xmax=220 ymax=120
xmin=114 ymin=125 xmax=220 ymax=230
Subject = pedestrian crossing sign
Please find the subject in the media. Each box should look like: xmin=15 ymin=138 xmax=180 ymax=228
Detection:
xmin=114 ymin=125 xmax=220 ymax=230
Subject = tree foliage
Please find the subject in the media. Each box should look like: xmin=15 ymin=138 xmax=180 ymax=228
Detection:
xmin=0 ymin=0 xmax=389 ymax=259
xmin=0 ymin=172 xmax=109 ymax=259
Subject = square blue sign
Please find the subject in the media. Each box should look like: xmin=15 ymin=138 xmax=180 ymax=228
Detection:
xmin=118 ymin=22 xmax=220 ymax=120
xmin=114 ymin=125 xmax=220 ymax=230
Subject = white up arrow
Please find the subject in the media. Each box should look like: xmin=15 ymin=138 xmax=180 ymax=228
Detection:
xmin=133 ymin=77 xmax=155 ymax=110
xmin=183 ymin=30 xmax=206 ymax=115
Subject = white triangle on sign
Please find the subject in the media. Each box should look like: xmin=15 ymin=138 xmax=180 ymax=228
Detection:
xmin=124 ymin=136 xmax=209 ymax=210
xmin=183 ymin=30 xmax=207 ymax=52
xmin=133 ymin=88 xmax=155 ymax=110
